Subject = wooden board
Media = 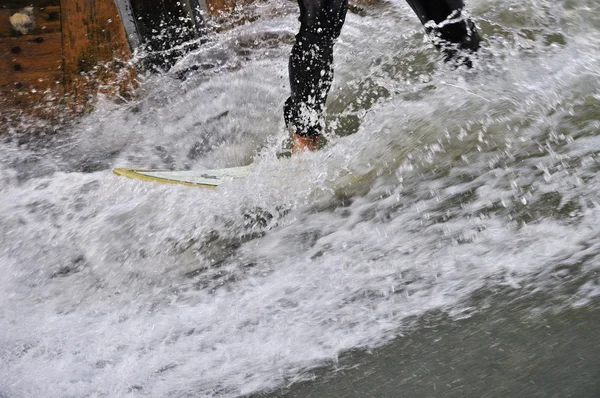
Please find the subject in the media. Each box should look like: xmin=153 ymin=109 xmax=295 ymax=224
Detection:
xmin=61 ymin=0 xmax=135 ymax=110
xmin=1 ymin=1 xmax=60 ymax=8
xmin=0 ymin=5 xmax=61 ymax=37
xmin=0 ymin=31 xmax=64 ymax=116
xmin=0 ymin=32 xmax=63 ymax=88
xmin=1 ymin=0 xmax=138 ymax=132
xmin=206 ymin=0 xmax=237 ymax=13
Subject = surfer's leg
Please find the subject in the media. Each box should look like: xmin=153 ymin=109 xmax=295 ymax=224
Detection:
xmin=404 ymin=0 xmax=481 ymax=64
xmin=285 ymin=0 xmax=348 ymax=149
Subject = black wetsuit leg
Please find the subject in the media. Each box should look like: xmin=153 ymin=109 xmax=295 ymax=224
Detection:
xmin=285 ymin=0 xmax=481 ymax=138
xmin=284 ymin=0 xmax=348 ymax=138
xmin=404 ymin=0 xmax=481 ymax=61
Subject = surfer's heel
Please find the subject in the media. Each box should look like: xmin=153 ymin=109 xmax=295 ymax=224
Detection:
xmin=292 ymin=133 xmax=321 ymax=154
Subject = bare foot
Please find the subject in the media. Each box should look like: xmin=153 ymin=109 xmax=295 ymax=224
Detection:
xmin=292 ymin=133 xmax=320 ymax=154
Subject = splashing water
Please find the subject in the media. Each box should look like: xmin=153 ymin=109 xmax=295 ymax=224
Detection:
xmin=2 ymin=0 xmax=600 ymax=396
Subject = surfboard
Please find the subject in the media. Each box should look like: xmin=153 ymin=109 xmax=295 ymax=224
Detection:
xmin=113 ymin=165 xmax=254 ymax=189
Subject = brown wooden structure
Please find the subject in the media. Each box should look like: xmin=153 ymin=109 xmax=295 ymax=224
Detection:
xmin=1 ymin=0 xmax=135 ymax=131
xmin=1 ymin=0 xmax=248 ymax=133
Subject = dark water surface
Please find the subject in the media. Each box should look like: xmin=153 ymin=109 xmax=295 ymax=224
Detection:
xmin=265 ymin=289 xmax=600 ymax=397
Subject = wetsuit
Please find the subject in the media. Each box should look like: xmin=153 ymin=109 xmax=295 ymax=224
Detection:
xmin=284 ymin=0 xmax=481 ymax=138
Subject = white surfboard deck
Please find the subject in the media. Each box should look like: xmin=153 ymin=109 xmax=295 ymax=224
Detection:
xmin=113 ymin=165 xmax=254 ymax=189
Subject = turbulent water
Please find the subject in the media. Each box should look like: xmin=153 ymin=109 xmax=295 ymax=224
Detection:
xmin=2 ymin=0 xmax=600 ymax=396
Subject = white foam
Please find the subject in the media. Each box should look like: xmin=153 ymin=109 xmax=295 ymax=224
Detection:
xmin=2 ymin=0 xmax=600 ymax=396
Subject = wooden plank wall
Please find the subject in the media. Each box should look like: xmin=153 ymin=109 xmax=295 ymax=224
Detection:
xmin=1 ymin=0 xmax=135 ymax=132
xmin=61 ymin=0 xmax=136 ymax=111
xmin=1 ymin=0 xmax=245 ymax=133
xmin=206 ymin=0 xmax=237 ymax=13
xmin=1 ymin=1 xmax=64 ymax=123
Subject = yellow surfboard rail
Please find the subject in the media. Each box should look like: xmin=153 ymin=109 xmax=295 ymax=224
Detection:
xmin=113 ymin=168 xmax=218 ymax=189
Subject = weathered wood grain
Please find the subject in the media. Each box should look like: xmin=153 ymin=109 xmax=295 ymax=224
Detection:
xmin=0 ymin=31 xmax=64 ymax=123
xmin=1 ymin=1 xmax=60 ymax=9
xmin=2 ymin=0 xmax=137 ymax=131
xmin=0 ymin=6 xmax=62 ymax=37
xmin=206 ymin=0 xmax=237 ymax=13
xmin=0 ymin=32 xmax=63 ymax=89
xmin=61 ymin=0 xmax=135 ymax=110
